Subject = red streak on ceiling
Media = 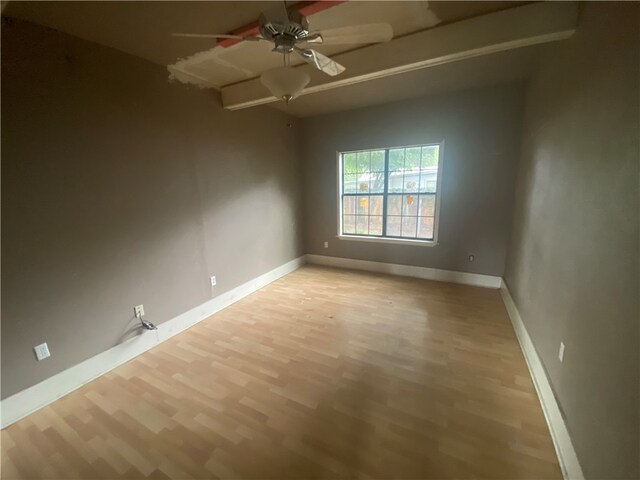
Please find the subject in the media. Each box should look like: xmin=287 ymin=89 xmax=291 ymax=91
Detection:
xmin=217 ymin=1 xmax=346 ymax=48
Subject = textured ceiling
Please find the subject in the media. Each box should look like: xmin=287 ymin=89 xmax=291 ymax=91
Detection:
xmin=3 ymin=1 xmax=538 ymax=116
xmin=270 ymin=45 xmax=541 ymax=117
xmin=4 ymin=2 xmax=523 ymax=73
xmin=168 ymin=1 xmax=443 ymax=88
xmin=3 ymin=1 xmax=276 ymax=67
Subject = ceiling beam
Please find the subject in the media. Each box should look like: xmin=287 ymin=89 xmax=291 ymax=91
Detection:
xmin=221 ymin=1 xmax=578 ymax=111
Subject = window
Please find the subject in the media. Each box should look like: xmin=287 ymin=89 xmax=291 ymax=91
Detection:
xmin=338 ymin=143 xmax=443 ymax=245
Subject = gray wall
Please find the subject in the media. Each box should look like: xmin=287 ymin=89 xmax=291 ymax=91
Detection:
xmin=4 ymin=8 xmax=638 ymax=478
xmin=504 ymin=3 xmax=639 ymax=479
xmin=301 ymin=84 xmax=524 ymax=277
xmin=1 ymin=19 xmax=304 ymax=398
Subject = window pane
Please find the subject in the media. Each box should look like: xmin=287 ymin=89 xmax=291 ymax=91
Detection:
xmin=369 ymin=216 xmax=383 ymax=235
xmin=419 ymin=171 xmax=438 ymax=193
xmin=371 ymin=150 xmax=385 ymax=172
xmin=356 ymin=151 xmax=370 ymax=174
xmin=344 ymin=173 xmax=357 ymax=194
xmin=417 ymin=168 xmax=437 ymax=192
xmin=389 ymin=148 xmax=404 ymax=171
xmin=402 ymin=195 xmax=418 ymax=216
xmin=386 ymin=216 xmax=401 ymax=236
xmin=343 ymin=153 xmax=357 ymax=174
xmin=388 ymin=171 xmax=404 ymax=193
xmin=421 ymin=146 xmax=439 ymax=168
xmin=356 ymin=216 xmax=368 ymax=235
xmin=343 ymin=196 xmax=356 ymax=215
xmin=404 ymin=171 xmax=419 ymax=191
xmin=343 ymin=215 xmax=356 ymax=234
xmin=356 ymin=195 xmax=369 ymax=215
xmin=387 ymin=195 xmax=401 ymax=215
xmin=357 ymin=179 xmax=369 ymax=193
xmin=418 ymin=195 xmax=435 ymax=216
xmin=370 ymin=171 xmax=385 ymax=193
xmin=401 ymin=216 xmax=417 ymax=238
xmin=405 ymin=147 xmax=421 ymax=169
xmin=418 ymin=217 xmax=434 ymax=239
xmin=370 ymin=195 xmax=384 ymax=216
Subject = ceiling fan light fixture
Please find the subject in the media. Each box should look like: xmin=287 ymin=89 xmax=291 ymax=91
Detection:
xmin=260 ymin=67 xmax=310 ymax=103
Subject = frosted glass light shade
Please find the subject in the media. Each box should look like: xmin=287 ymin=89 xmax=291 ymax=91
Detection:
xmin=260 ymin=67 xmax=310 ymax=103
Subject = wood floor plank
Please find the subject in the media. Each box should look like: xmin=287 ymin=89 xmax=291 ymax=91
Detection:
xmin=1 ymin=265 xmax=561 ymax=479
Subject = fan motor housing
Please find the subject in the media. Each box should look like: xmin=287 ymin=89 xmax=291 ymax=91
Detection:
xmin=259 ymin=10 xmax=310 ymax=53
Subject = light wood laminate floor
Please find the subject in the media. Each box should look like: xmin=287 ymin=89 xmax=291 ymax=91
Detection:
xmin=1 ymin=265 xmax=561 ymax=479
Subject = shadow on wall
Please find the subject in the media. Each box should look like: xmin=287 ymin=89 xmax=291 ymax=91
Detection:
xmin=0 ymin=18 xmax=303 ymax=399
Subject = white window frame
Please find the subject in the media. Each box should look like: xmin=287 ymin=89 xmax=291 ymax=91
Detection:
xmin=336 ymin=141 xmax=444 ymax=247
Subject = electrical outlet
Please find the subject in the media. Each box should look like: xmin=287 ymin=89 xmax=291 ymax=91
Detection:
xmin=34 ymin=342 xmax=51 ymax=361
xmin=324 ymin=241 xmax=329 ymax=248
xmin=210 ymin=276 xmax=217 ymax=286
xmin=558 ymin=342 xmax=565 ymax=363
xmin=468 ymin=254 xmax=475 ymax=262
xmin=134 ymin=304 xmax=144 ymax=318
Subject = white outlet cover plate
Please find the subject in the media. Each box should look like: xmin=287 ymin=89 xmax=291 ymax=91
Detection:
xmin=558 ymin=341 xmax=565 ymax=362
xmin=210 ymin=276 xmax=217 ymax=286
xmin=34 ymin=342 xmax=51 ymax=361
xmin=134 ymin=305 xmax=144 ymax=317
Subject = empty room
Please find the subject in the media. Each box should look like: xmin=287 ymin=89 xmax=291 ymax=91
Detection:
xmin=1 ymin=1 xmax=638 ymax=479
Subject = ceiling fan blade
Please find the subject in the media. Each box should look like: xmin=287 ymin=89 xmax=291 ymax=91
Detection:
xmin=295 ymin=48 xmax=345 ymax=77
xmin=261 ymin=1 xmax=290 ymax=28
xmin=302 ymin=23 xmax=393 ymax=46
xmin=171 ymin=33 xmax=262 ymax=42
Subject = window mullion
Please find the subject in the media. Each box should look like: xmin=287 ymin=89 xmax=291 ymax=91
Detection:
xmin=341 ymin=154 xmax=345 ymax=234
xmin=382 ymin=148 xmax=390 ymax=236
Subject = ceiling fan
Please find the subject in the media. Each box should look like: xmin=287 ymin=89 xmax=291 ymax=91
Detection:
xmin=172 ymin=2 xmax=393 ymax=102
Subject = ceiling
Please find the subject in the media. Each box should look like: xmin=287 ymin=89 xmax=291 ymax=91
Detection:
xmin=3 ymin=1 xmax=275 ymax=68
xmin=3 ymin=1 xmax=572 ymax=117
xmin=269 ymin=45 xmax=542 ymax=118
xmin=168 ymin=1 xmax=443 ymax=88
xmin=3 ymin=1 xmax=522 ymax=71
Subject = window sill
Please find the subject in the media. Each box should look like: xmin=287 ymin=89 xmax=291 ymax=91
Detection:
xmin=337 ymin=235 xmax=438 ymax=247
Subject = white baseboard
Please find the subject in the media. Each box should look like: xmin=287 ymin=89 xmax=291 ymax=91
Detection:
xmin=306 ymin=254 xmax=502 ymax=288
xmin=0 ymin=255 xmax=306 ymax=429
xmin=500 ymin=283 xmax=584 ymax=480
